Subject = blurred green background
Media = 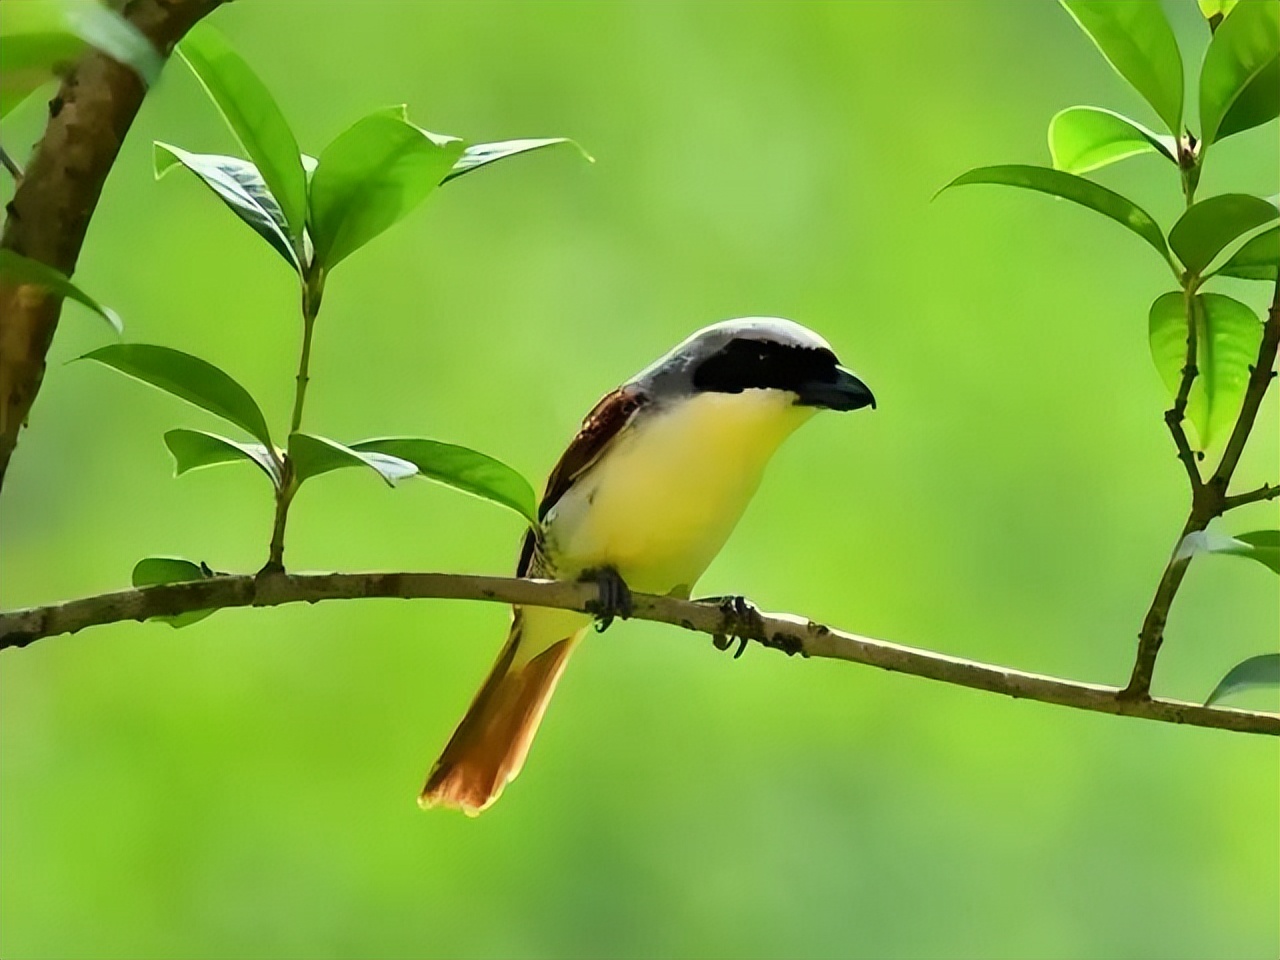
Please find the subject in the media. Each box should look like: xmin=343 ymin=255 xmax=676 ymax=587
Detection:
xmin=2 ymin=2 xmax=1277 ymax=958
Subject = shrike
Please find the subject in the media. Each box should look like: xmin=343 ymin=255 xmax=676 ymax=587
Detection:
xmin=421 ymin=317 xmax=875 ymax=815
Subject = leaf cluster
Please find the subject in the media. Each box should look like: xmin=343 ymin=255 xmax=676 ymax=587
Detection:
xmin=68 ymin=21 xmax=592 ymax=617
xmin=939 ymin=1 xmax=1279 ymax=706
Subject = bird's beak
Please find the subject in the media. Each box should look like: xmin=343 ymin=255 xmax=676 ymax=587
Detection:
xmin=795 ymin=366 xmax=876 ymax=411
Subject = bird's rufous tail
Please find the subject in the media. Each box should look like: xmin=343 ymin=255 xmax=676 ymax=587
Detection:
xmin=419 ymin=606 xmax=588 ymax=816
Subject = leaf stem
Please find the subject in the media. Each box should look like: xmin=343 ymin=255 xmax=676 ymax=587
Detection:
xmin=263 ymin=266 xmax=326 ymax=572
xmin=290 ymin=267 xmax=325 ymax=435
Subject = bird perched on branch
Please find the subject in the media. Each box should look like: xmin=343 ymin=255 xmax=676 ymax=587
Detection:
xmin=420 ymin=317 xmax=875 ymax=815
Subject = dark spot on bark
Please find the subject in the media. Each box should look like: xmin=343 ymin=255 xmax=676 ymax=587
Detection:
xmin=49 ymin=96 xmax=64 ymax=118
xmin=770 ymin=632 xmax=806 ymax=657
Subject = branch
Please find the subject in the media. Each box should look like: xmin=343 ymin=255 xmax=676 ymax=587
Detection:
xmin=1223 ymin=482 xmax=1280 ymax=511
xmin=0 ymin=0 xmax=225 ymax=492
xmin=2 ymin=572 xmax=1275 ymax=735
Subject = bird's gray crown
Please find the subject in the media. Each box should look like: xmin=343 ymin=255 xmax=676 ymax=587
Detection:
xmin=629 ymin=317 xmax=837 ymax=400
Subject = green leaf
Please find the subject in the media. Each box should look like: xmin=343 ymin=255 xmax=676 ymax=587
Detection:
xmin=1196 ymin=0 xmax=1238 ymax=22
xmin=1237 ymin=531 xmax=1280 ymax=575
xmin=1200 ymin=0 xmax=1280 ymax=146
xmin=164 ymin=428 xmax=280 ymax=487
xmin=441 ymin=138 xmax=592 ymax=185
xmin=1148 ymin=292 xmax=1262 ymax=448
xmin=0 ymin=1 xmax=161 ymax=117
xmin=131 ymin=556 xmax=216 ymax=629
xmin=154 ymin=143 xmax=299 ymax=270
xmin=0 ymin=30 xmax=83 ymax=118
xmin=1169 ymin=194 xmax=1279 ymax=275
xmin=177 ymin=23 xmax=307 ymax=247
xmin=308 ymin=114 xmax=464 ymax=269
xmin=287 ymin=433 xmax=417 ymax=487
xmin=79 ymin=344 xmax=273 ymax=447
xmin=1059 ymin=1 xmax=1184 ymax=134
xmin=1047 ymin=106 xmax=1176 ymax=174
xmin=1216 ymin=224 xmax=1279 ymax=281
xmin=937 ymin=165 xmax=1172 ymax=267
xmin=351 ymin=437 xmax=537 ymax=523
xmin=0 ymin=250 xmax=122 ymax=333
xmin=1206 ymin=653 xmax=1280 ymax=706
xmin=1176 ymin=529 xmax=1280 ymax=575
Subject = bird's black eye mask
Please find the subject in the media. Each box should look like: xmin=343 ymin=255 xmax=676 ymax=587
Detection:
xmin=692 ymin=338 xmax=841 ymax=395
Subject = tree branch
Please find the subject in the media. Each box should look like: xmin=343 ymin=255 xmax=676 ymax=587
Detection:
xmin=2 ymin=572 xmax=1275 ymax=735
xmin=1223 ymin=482 xmax=1280 ymax=511
xmin=0 ymin=0 xmax=225 ymax=494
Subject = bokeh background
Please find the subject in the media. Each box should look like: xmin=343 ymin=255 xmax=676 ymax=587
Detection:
xmin=2 ymin=2 xmax=1277 ymax=958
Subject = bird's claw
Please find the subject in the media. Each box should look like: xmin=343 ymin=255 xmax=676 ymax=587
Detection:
xmin=582 ymin=567 xmax=632 ymax=633
xmin=699 ymin=595 xmax=764 ymax=659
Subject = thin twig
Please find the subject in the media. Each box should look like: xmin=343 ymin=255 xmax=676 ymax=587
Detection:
xmin=1223 ymin=483 xmax=1280 ymax=511
xmin=1166 ymin=285 xmax=1204 ymax=492
xmin=1 ymin=572 xmax=1275 ymax=735
xmin=0 ymin=143 xmax=22 ymax=183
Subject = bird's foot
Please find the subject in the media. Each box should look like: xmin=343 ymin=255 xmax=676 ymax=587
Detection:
xmin=697 ymin=594 xmax=766 ymax=659
xmin=582 ymin=566 xmax=633 ymax=633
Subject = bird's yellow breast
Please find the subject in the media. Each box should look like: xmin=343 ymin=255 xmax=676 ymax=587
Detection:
xmin=545 ymin=390 xmax=813 ymax=595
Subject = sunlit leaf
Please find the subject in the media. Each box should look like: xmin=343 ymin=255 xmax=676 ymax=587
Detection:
xmin=79 ymin=344 xmax=273 ymax=447
xmin=938 ymin=165 xmax=1172 ymax=267
xmin=351 ymin=437 xmax=537 ymax=523
xmin=1196 ymin=0 xmax=1237 ymax=23
xmin=441 ymin=138 xmax=591 ymax=185
xmin=308 ymin=113 xmax=464 ymax=269
xmin=132 ymin=556 xmax=216 ymax=629
xmin=1048 ymin=106 xmax=1176 ymax=174
xmin=1169 ymin=194 xmax=1279 ymax=275
xmin=1059 ymin=1 xmax=1184 ymax=134
xmin=178 ymin=23 xmax=307 ymax=246
xmin=1148 ymin=292 xmax=1262 ymax=448
xmin=1206 ymin=653 xmax=1280 ymax=707
xmin=288 ymin=433 xmax=417 ymax=487
xmin=0 ymin=250 xmax=122 ymax=333
xmin=1216 ymin=224 xmax=1279 ymax=281
xmin=164 ymin=428 xmax=280 ymax=487
xmin=1200 ymin=0 xmax=1280 ymax=145
xmin=154 ymin=143 xmax=299 ymax=270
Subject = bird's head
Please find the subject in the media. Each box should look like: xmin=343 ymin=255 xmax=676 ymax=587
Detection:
xmin=633 ymin=317 xmax=875 ymax=412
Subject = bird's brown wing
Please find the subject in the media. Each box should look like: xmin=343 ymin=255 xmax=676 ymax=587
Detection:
xmin=516 ymin=386 xmax=645 ymax=577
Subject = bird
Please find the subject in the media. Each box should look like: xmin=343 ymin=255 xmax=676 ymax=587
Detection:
xmin=420 ymin=317 xmax=875 ymax=815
